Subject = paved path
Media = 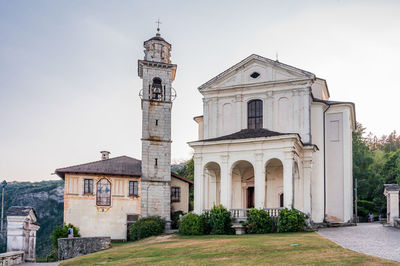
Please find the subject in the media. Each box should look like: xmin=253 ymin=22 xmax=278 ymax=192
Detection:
xmin=318 ymin=222 xmax=400 ymax=262
xmin=21 ymin=263 xmax=58 ymax=266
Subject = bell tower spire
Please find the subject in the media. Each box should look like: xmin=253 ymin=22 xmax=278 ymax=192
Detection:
xmin=138 ymin=28 xmax=177 ymax=228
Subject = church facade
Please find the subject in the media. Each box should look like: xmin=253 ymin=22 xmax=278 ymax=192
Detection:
xmin=189 ymin=55 xmax=355 ymax=223
xmin=55 ymin=31 xmax=193 ymax=240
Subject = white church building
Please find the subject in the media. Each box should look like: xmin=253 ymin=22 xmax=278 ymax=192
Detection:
xmin=189 ymin=54 xmax=355 ymax=223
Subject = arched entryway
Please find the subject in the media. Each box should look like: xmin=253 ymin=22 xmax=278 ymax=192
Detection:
xmin=265 ymin=158 xmax=283 ymax=208
xmin=231 ymin=160 xmax=255 ymax=209
xmin=203 ymin=162 xmax=221 ymax=209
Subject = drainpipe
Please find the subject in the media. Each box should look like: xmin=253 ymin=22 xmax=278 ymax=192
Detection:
xmin=323 ymin=104 xmax=331 ymax=222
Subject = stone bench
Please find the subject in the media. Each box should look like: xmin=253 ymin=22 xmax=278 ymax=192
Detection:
xmin=0 ymin=251 xmax=24 ymax=266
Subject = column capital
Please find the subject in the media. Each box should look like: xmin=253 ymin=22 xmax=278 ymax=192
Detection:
xmin=255 ymin=152 xmax=263 ymax=161
xmin=220 ymin=154 xmax=229 ymax=164
xmin=193 ymin=154 xmax=202 ymax=161
xmin=234 ymin=94 xmax=243 ymax=102
xmin=267 ymin=91 xmax=273 ymax=98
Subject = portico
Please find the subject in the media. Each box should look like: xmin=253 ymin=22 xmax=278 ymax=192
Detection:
xmin=189 ymin=130 xmax=316 ymax=216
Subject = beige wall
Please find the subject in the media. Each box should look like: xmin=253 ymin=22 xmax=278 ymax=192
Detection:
xmin=171 ymin=177 xmax=190 ymax=213
xmin=64 ymin=174 xmax=141 ymax=240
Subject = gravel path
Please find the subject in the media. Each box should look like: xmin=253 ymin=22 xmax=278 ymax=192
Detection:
xmin=318 ymin=222 xmax=400 ymax=262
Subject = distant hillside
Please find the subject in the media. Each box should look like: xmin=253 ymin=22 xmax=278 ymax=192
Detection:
xmin=0 ymin=180 xmax=64 ymax=258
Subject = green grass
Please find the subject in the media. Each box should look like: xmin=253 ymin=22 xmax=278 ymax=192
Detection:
xmin=60 ymin=233 xmax=395 ymax=265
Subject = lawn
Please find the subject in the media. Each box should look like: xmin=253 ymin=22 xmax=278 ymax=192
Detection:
xmin=60 ymin=233 xmax=395 ymax=265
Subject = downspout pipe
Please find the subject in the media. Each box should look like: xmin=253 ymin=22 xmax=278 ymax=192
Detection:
xmin=323 ymin=104 xmax=331 ymax=222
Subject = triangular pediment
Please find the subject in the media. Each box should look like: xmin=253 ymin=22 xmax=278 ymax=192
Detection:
xmin=199 ymin=54 xmax=315 ymax=91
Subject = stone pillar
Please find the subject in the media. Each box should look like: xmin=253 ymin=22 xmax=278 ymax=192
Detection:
xmin=193 ymin=155 xmax=203 ymax=214
xmin=384 ymin=184 xmax=400 ymax=226
xmin=7 ymin=206 xmax=40 ymax=262
xmin=254 ymin=153 xmax=265 ymax=208
xmin=283 ymin=153 xmax=294 ymax=208
xmin=219 ymin=154 xmax=231 ymax=209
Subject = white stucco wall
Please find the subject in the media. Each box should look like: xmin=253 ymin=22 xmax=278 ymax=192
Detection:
xmin=171 ymin=177 xmax=190 ymax=213
xmin=64 ymin=174 xmax=141 ymax=240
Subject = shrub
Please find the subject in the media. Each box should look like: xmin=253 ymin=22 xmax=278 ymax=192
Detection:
xmin=48 ymin=223 xmax=80 ymax=261
xmin=130 ymin=217 xmax=165 ymax=241
xmin=179 ymin=213 xmax=203 ymax=235
xmin=199 ymin=211 xmax=211 ymax=235
xmin=50 ymin=223 xmax=80 ymax=249
xmin=171 ymin=211 xmax=185 ymax=229
xmin=244 ymin=208 xmax=272 ymax=234
xmin=209 ymin=205 xmax=232 ymax=235
xmin=277 ymin=208 xmax=306 ymax=233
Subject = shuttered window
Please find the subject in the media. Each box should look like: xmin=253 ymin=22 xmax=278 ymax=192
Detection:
xmin=129 ymin=181 xmax=138 ymax=196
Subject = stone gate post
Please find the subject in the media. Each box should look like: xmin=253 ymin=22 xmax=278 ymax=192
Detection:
xmin=383 ymin=184 xmax=400 ymax=226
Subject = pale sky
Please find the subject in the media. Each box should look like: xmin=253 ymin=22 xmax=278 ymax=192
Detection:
xmin=1 ymin=0 xmax=399 ymax=182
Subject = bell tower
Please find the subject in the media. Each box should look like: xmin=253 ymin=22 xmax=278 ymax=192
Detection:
xmin=138 ymin=27 xmax=177 ymax=227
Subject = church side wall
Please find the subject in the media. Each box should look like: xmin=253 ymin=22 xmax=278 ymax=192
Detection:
xmin=310 ymin=103 xmax=325 ymax=222
xmin=326 ymin=106 xmax=353 ymax=222
xmin=64 ymin=174 xmax=141 ymax=240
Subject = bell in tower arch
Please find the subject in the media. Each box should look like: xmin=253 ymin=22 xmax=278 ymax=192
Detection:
xmin=151 ymin=77 xmax=162 ymax=100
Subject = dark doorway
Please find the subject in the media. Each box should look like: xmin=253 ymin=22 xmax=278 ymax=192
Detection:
xmin=280 ymin=193 xmax=284 ymax=208
xmin=247 ymin=187 xmax=255 ymax=208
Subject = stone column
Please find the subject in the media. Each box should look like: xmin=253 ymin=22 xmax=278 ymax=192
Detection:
xmin=219 ymin=154 xmax=231 ymax=209
xmin=254 ymin=153 xmax=265 ymax=208
xmin=283 ymin=152 xmax=294 ymax=208
xmin=384 ymin=184 xmax=400 ymax=226
xmin=193 ymin=154 xmax=203 ymax=214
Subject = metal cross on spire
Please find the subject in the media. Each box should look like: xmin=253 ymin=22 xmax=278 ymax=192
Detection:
xmin=156 ymin=19 xmax=162 ymax=33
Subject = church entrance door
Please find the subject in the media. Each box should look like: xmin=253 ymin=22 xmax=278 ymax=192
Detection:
xmin=247 ymin=187 xmax=255 ymax=208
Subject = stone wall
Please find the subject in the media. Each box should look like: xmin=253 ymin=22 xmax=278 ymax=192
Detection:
xmin=58 ymin=237 xmax=111 ymax=260
xmin=0 ymin=251 xmax=24 ymax=266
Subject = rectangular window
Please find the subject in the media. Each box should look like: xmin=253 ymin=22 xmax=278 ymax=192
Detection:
xmin=84 ymin=179 xmax=93 ymax=194
xmin=171 ymin=186 xmax=181 ymax=202
xmin=129 ymin=181 xmax=138 ymax=196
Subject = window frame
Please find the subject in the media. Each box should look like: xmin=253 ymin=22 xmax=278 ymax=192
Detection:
xmin=83 ymin=178 xmax=93 ymax=195
xmin=247 ymin=99 xmax=263 ymax=129
xmin=96 ymin=178 xmax=112 ymax=206
xmin=171 ymin=186 xmax=181 ymax=203
xmin=129 ymin=181 xmax=138 ymax=197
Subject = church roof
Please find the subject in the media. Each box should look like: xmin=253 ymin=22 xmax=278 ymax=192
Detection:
xmin=144 ymin=34 xmax=171 ymax=46
xmin=202 ymin=128 xmax=290 ymax=142
xmin=55 ymin=156 xmax=193 ymax=184
xmin=198 ymin=54 xmax=316 ymax=91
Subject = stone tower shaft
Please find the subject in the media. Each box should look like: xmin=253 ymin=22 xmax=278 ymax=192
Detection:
xmin=138 ymin=32 xmax=177 ymax=224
